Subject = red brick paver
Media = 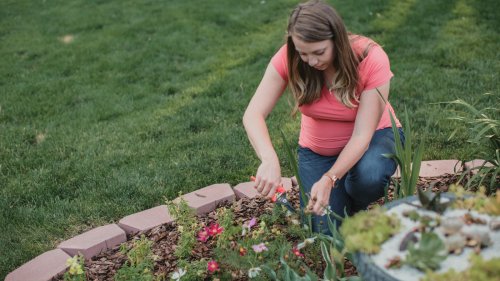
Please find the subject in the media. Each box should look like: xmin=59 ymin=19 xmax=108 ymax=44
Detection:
xmin=418 ymin=160 xmax=462 ymax=177
xmin=58 ymin=224 xmax=126 ymax=259
xmin=5 ymin=249 xmax=70 ymax=281
xmin=233 ymin=181 xmax=259 ymax=199
xmin=281 ymin=177 xmax=293 ymax=192
xmin=119 ymin=205 xmax=174 ymax=235
xmin=174 ymin=183 xmax=235 ymax=215
xmin=464 ymin=159 xmax=494 ymax=174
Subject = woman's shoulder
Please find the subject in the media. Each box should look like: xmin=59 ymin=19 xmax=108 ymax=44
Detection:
xmin=270 ymin=43 xmax=289 ymax=81
xmin=349 ymin=34 xmax=380 ymax=60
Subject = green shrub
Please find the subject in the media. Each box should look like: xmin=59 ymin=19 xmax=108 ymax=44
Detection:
xmin=444 ymin=94 xmax=500 ymax=194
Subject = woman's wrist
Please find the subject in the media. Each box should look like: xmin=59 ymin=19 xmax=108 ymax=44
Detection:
xmin=322 ymin=173 xmax=338 ymax=188
xmin=260 ymin=150 xmax=279 ymax=163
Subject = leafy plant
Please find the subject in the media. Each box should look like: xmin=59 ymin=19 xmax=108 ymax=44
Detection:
xmin=405 ymin=232 xmax=446 ymax=271
xmin=340 ymin=206 xmax=401 ymax=254
xmin=444 ymin=94 xmax=500 ymax=194
xmin=319 ymin=241 xmax=363 ymax=281
xmin=421 ymin=254 xmax=500 ymax=281
xmin=64 ymin=254 xmax=86 ymax=281
xmin=280 ymin=129 xmax=314 ymax=234
xmin=450 ymin=184 xmax=500 ymax=215
xmin=375 ymin=88 xmax=424 ymax=199
xmin=165 ymin=195 xmax=199 ymax=259
xmin=214 ymin=207 xmax=241 ymax=250
xmin=279 ymin=130 xmax=364 ymax=280
xmin=115 ymin=235 xmax=161 ymax=281
xmin=384 ymin=109 xmax=424 ymax=199
xmin=125 ymin=235 xmax=155 ymax=267
xmin=174 ymin=259 xmax=208 ymax=280
xmin=416 ymin=187 xmax=450 ymax=214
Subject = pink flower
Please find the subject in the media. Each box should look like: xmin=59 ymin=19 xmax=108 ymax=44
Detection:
xmin=207 ymin=260 xmax=219 ymax=273
xmin=207 ymin=223 xmax=224 ymax=236
xmin=252 ymin=243 xmax=268 ymax=253
xmin=292 ymin=247 xmax=304 ymax=258
xmin=242 ymin=218 xmax=257 ymax=236
xmin=197 ymin=227 xmax=210 ymax=242
xmin=247 ymin=218 xmax=257 ymax=228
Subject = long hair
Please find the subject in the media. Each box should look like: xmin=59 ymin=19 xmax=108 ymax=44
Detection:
xmin=287 ymin=0 xmax=362 ymax=111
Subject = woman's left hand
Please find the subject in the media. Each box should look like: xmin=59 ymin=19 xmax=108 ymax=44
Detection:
xmin=306 ymin=176 xmax=333 ymax=216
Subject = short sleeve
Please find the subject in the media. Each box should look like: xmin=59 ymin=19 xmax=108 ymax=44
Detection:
xmin=270 ymin=44 xmax=289 ymax=81
xmin=359 ymin=45 xmax=393 ymax=91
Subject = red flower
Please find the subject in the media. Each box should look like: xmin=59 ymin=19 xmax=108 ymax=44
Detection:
xmin=208 ymin=223 xmax=224 ymax=236
xmin=239 ymin=246 xmax=247 ymax=256
xmin=292 ymin=247 xmax=304 ymax=258
xmin=197 ymin=227 xmax=210 ymax=242
xmin=207 ymin=260 xmax=219 ymax=273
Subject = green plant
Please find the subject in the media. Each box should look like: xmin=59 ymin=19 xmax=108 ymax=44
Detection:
xmin=165 ymin=195 xmax=199 ymax=259
xmin=214 ymin=207 xmax=241 ymax=250
xmin=277 ymin=130 xmax=362 ymax=280
xmin=374 ymin=88 xmax=423 ymax=199
xmin=416 ymin=187 xmax=450 ymax=214
xmin=319 ymin=241 xmax=363 ymax=281
xmin=450 ymin=185 xmax=500 ymax=216
xmin=385 ymin=108 xmax=424 ymax=199
xmin=404 ymin=232 xmax=447 ymax=271
xmin=174 ymin=259 xmax=208 ymax=281
xmin=280 ymin=129 xmax=314 ymax=234
xmin=114 ymin=263 xmax=156 ymax=281
xmin=64 ymin=254 xmax=86 ymax=281
xmin=444 ymin=95 xmax=500 ymax=194
xmin=115 ymin=235 xmax=161 ymax=281
xmin=125 ymin=235 xmax=155 ymax=267
xmin=421 ymin=254 xmax=500 ymax=281
xmin=340 ymin=206 xmax=401 ymax=254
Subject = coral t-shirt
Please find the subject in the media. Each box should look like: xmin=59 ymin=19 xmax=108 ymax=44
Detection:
xmin=271 ymin=36 xmax=401 ymax=156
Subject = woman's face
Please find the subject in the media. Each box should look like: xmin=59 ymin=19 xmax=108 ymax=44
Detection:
xmin=291 ymin=35 xmax=334 ymax=71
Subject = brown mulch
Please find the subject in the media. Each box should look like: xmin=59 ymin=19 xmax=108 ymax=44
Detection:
xmin=54 ymin=174 xmax=461 ymax=281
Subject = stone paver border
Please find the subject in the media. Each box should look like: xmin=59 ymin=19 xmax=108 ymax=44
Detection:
xmin=6 ymin=160 xmax=485 ymax=280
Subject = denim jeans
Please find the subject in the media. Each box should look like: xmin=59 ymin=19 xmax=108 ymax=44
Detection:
xmin=298 ymin=127 xmax=404 ymax=234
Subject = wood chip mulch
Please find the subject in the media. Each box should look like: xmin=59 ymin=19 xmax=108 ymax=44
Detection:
xmin=53 ymin=174 xmax=461 ymax=281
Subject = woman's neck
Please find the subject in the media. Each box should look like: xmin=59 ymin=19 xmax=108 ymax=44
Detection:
xmin=323 ymin=66 xmax=337 ymax=86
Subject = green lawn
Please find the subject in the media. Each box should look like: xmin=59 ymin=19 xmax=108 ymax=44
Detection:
xmin=0 ymin=0 xmax=498 ymax=278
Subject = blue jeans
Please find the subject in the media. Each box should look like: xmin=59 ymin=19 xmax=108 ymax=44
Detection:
xmin=298 ymin=127 xmax=404 ymax=234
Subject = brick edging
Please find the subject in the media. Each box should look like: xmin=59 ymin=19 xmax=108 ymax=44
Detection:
xmin=6 ymin=159 xmax=484 ymax=280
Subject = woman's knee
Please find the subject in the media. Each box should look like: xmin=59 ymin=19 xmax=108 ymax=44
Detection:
xmin=344 ymin=157 xmax=394 ymax=200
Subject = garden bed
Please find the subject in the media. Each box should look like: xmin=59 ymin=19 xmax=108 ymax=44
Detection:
xmin=54 ymin=174 xmax=461 ymax=280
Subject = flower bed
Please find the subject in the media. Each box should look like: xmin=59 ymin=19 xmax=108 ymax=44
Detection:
xmin=57 ymin=188 xmax=358 ymax=280
xmin=55 ymin=175 xmax=464 ymax=281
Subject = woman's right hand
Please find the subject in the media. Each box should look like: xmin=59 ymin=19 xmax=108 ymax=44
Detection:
xmin=254 ymin=159 xmax=281 ymax=199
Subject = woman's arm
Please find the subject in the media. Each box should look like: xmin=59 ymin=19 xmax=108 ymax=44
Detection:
xmin=243 ymin=62 xmax=288 ymax=198
xmin=307 ymin=81 xmax=390 ymax=215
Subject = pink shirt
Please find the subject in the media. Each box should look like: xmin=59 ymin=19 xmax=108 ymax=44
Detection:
xmin=271 ymin=36 xmax=401 ymax=156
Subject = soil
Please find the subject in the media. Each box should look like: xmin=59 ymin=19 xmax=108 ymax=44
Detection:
xmin=53 ymin=174 xmax=460 ymax=281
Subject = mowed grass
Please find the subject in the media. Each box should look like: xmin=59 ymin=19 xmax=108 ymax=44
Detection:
xmin=0 ymin=0 xmax=498 ymax=277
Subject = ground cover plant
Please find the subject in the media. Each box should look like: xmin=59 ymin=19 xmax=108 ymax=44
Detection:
xmin=0 ymin=0 xmax=498 ymax=279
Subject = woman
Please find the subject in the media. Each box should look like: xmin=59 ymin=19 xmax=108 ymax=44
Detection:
xmin=243 ymin=0 xmax=403 ymax=233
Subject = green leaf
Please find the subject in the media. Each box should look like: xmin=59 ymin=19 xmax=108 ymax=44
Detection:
xmin=340 ymin=277 xmax=364 ymax=281
xmin=261 ymin=265 xmax=278 ymax=281
xmin=321 ymin=241 xmax=337 ymax=280
xmin=405 ymin=232 xmax=446 ymax=271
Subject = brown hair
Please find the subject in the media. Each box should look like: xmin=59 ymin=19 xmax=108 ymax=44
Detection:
xmin=286 ymin=0 xmax=364 ymax=111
